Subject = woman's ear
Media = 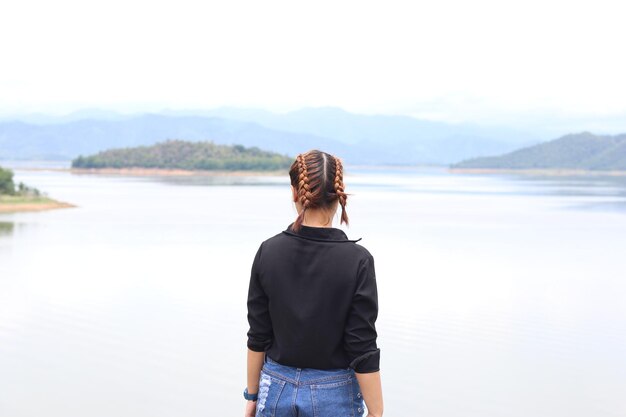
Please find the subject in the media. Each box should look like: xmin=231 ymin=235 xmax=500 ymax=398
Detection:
xmin=291 ymin=185 xmax=298 ymax=203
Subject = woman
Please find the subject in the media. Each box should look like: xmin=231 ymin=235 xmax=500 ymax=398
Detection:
xmin=244 ymin=150 xmax=384 ymax=417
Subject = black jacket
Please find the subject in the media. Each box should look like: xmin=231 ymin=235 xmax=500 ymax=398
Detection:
xmin=246 ymin=222 xmax=380 ymax=373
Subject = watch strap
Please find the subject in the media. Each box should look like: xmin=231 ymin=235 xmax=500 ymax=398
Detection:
xmin=243 ymin=387 xmax=258 ymax=401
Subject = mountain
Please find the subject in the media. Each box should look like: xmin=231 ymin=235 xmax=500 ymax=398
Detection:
xmin=0 ymin=108 xmax=541 ymax=164
xmin=163 ymin=106 xmax=542 ymax=161
xmin=72 ymin=139 xmax=292 ymax=171
xmin=450 ymin=132 xmax=626 ymax=170
xmin=0 ymin=115 xmax=355 ymax=162
xmin=165 ymin=106 xmax=538 ymax=144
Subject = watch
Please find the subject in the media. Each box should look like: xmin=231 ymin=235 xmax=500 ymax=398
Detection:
xmin=243 ymin=387 xmax=258 ymax=401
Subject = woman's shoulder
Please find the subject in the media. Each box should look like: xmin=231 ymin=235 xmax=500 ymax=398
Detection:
xmin=349 ymin=240 xmax=373 ymax=259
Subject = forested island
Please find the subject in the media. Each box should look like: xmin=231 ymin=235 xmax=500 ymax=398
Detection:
xmin=0 ymin=166 xmax=74 ymax=213
xmin=450 ymin=132 xmax=626 ymax=173
xmin=71 ymin=140 xmax=293 ymax=173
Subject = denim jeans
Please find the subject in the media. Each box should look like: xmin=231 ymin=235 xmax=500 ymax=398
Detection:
xmin=255 ymin=354 xmax=366 ymax=417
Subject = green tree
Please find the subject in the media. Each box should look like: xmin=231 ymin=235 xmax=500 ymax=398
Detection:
xmin=0 ymin=166 xmax=16 ymax=195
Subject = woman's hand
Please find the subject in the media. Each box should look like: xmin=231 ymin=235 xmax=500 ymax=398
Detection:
xmin=244 ymin=400 xmax=257 ymax=417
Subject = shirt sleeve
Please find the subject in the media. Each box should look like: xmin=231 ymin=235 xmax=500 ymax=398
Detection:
xmin=246 ymin=242 xmax=274 ymax=352
xmin=343 ymin=253 xmax=381 ymax=373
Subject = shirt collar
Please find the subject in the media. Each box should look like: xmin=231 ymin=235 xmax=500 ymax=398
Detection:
xmin=282 ymin=222 xmax=362 ymax=243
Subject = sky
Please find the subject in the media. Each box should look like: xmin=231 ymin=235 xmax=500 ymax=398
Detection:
xmin=1 ymin=0 xmax=626 ymax=130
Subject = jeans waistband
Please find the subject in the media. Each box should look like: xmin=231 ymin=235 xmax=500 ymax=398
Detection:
xmin=262 ymin=354 xmax=355 ymax=386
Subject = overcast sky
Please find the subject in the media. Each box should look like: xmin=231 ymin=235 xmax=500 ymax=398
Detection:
xmin=1 ymin=0 xmax=625 ymax=129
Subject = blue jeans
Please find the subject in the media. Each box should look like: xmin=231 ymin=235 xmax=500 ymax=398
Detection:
xmin=255 ymin=353 xmax=366 ymax=417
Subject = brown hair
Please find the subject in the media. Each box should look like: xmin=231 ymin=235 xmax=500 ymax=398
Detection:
xmin=288 ymin=149 xmax=351 ymax=233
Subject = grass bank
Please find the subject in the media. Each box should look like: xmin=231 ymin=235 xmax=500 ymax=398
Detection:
xmin=0 ymin=195 xmax=76 ymax=213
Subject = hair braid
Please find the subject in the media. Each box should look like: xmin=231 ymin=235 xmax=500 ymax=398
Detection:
xmin=297 ymin=154 xmax=312 ymax=207
xmin=333 ymin=156 xmax=349 ymax=226
xmin=293 ymin=153 xmax=313 ymax=230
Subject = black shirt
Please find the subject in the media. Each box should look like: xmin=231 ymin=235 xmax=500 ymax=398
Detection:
xmin=246 ymin=222 xmax=380 ymax=373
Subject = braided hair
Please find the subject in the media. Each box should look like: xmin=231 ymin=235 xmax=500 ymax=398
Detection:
xmin=333 ymin=155 xmax=349 ymax=227
xmin=289 ymin=150 xmax=351 ymax=233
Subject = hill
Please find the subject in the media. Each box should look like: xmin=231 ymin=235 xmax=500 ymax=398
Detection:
xmin=71 ymin=140 xmax=293 ymax=171
xmin=450 ymin=132 xmax=626 ymax=170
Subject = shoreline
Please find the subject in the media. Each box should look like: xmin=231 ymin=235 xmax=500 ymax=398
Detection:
xmin=447 ymin=167 xmax=626 ymax=176
xmin=35 ymin=167 xmax=289 ymax=177
xmin=0 ymin=197 xmax=76 ymax=214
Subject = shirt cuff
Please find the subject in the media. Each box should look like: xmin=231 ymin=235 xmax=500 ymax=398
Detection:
xmin=349 ymin=348 xmax=380 ymax=373
xmin=247 ymin=338 xmax=272 ymax=352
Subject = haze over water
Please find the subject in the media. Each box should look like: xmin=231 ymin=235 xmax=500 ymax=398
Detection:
xmin=1 ymin=162 xmax=625 ymax=417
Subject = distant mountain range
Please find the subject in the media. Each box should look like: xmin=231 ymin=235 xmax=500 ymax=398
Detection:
xmin=451 ymin=132 xmax=626 ymax=170
xmin=0 ymin=114 xmax=346 ymax=161
xmin=0 ymin=107 xmax=543 ymax=165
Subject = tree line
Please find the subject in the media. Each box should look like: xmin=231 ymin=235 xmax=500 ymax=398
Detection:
xmin=72 ymin=140 xmax=294 ymax=170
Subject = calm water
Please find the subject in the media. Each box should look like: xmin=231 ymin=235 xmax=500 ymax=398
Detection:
xmin=1 ymin=162 xmax=625 ymax=417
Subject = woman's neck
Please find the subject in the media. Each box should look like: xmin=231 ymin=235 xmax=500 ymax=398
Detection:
xmin=301 ymin=221 xmax=333 ymax=228
xmin=301 ymin=213 xmax=334 ymax=228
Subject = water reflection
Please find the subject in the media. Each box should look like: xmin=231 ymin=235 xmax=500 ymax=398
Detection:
xmin=0 ymin=221 xmax=14 ymax=236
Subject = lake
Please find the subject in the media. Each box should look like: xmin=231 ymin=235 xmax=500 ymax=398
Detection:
xmin=1 ymin=161 xmax=625 ymax=417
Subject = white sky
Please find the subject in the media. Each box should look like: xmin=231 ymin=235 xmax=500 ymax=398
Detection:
xmin=1 ymin=0 xmax=625 ymax=126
